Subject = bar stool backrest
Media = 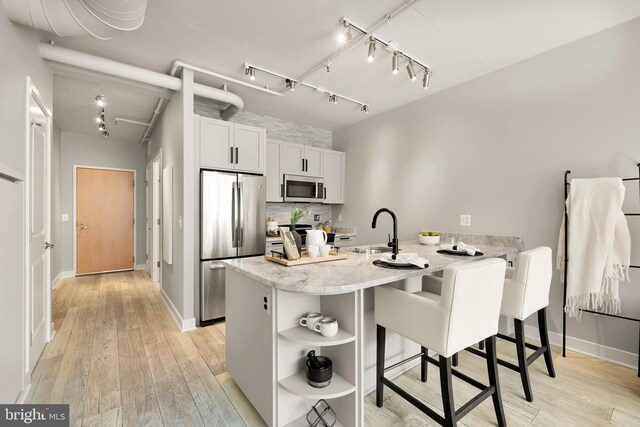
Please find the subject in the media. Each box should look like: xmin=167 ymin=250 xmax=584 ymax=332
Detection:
xmin=513 ymin=247 xmax=553 ymax=319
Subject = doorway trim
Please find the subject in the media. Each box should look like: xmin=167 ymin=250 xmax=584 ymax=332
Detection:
xmin=72 ymin=165 xmax=137 ymax=276
xmin=148 ymin=149 xmax=162 ymax=287
xmin=23 ymin=76 xmax=52 ymax=397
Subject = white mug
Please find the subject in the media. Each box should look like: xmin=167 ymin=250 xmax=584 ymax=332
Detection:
xmin=299 ymin=312 xmax=323 ymax=331
xmin=307 ymin=245 xmax=319 ymax=258
xmin=306 ymin=230 xmax=328 ymax=247
xmin=313 ymin=317 xmax=339 ymax=337
xmin=319 ymin=244 xmax=331 ymax=257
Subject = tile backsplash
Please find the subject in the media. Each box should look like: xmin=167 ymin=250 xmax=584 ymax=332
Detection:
xmin=266 ymin=203 xmax=332 ymax=226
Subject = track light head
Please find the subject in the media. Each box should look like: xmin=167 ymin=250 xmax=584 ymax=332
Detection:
xmin=361 ymin=104 xmax=370 ymax=114
xmin=285 ymin=79 xmax=296 ymax=92
xmin=95 ymin=95 xmax=105 ymax=107
xmin=95 ymin=117 xmax=102 ymax=123
xmin=328 ymin=94 xmax=337 ymax=104
xmin=422 ymin=69 xmax=431 ymax=90
xmin=98 ymin=124 xmax=105 ymax=131
xmin=337 ymin=20 xmax=352 ymax=44
xmin=406 ymin=60 xmax=417 ymax=81
xmin=392 ymin=52 xmax=399 ymax=74
xmin=367 ymin=37 xmax=376 ymax=62
xmin=102 ymin=130 xmax=109 ymax=138
xmin=245 ymin=66 xmax=256 ymax=80
xmin=326 ymin=61 xmax=331 ymax=73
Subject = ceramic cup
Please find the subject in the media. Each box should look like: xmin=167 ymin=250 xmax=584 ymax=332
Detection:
xmin=299 ymin=312 xmax=323 ymax=331
xmin=306 ymin=229 xmax=328 ymax=246
xmin=307 ymin=245 xmax=319 ymax=258
xmin=319 ymin=244 xmax=331 ymax=257
xmin=313 ymin=317 xmax=339 ymax=337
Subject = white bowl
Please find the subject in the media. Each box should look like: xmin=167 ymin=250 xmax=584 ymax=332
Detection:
xmin=418 ymin=234 xmax=440 ymax=245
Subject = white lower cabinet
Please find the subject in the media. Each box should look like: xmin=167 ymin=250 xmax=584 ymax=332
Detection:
xmin=323 ymin=149 xmax=345 ymax=204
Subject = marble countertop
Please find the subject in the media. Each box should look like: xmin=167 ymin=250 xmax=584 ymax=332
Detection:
xmin=224 ymin=235 xmax=522 ymax=295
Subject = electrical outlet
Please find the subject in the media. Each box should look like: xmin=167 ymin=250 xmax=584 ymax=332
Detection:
xmin=460 ymin=214 xmax=471 ymax=227
xmin=262 ymin=294 xmax=271 ymax=316
xmin=61 ymin=214 xmax=69 ymax=222
xmin=314 ymin=214 xmax=320 ymax=221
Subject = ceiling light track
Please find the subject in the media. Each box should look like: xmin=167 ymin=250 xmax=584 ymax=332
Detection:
xmin=244 ymin=62 xmax=370 ymax=113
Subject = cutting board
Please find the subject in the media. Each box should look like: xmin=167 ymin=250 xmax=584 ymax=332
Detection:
xmin=264 ymin=252 xmax=348 ymax=266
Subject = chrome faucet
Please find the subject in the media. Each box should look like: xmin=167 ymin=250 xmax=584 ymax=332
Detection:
xmin=371 ymin=208 xmax=399 ymax=259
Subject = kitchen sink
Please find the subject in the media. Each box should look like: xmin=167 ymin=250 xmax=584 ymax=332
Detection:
xmin=348 ymin=246 xmax=397 ymax=254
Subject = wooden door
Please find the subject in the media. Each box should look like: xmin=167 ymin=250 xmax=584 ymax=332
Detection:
xmin=200 ymin=116 xmax=234 ymax=170
xmin=234 ymin=123 xmax=264 ymax=173
xmin=77 ymin=168 xmax=135 ymax=275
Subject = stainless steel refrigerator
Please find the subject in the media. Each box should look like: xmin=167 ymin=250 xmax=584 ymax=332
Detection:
xmin=200 ymin=170 xmax=266 ymax=323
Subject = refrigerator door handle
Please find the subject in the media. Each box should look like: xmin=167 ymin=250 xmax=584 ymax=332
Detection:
xmin=231 ymin=181 xmax=237 ymax=248
xmin=237 ymin=182 xmax=244 ymax=247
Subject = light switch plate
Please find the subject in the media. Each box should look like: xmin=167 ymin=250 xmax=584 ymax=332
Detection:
xmin=61 ymin=214 xmax=69 ymax=222
xmin=460 ymin=214 xmax=471 ymax=226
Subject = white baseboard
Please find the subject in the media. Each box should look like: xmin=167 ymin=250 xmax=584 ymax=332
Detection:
xmin=52 ymin=271 xmax=74 ymax=289
xmin=134 ymin=264 xmax=147 ymax=271
xmin=159 ymin=287 xmax=197 ymax=332
xmin=15 ymin=383 xmax=31 ymax=404
xmin=524 ymin=325 xmax=638 ymax=370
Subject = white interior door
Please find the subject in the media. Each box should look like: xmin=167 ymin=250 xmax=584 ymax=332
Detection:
xmin=152 ymin=158 xmax=161 ymax=285
xmin=146 ymin=163 xmax=153 ymax=274
xmin=28 ymin=96 xmax=49 ymax=372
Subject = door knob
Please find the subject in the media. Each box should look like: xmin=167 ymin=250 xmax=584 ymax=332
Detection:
xmin=45 ymin=242 xmax=54 ymax=249
xmin=80 ymin=224 xmax=88 ymax=230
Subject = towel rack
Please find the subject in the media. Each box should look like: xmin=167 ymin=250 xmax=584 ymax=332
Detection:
xmin=562 ymin=163 xmax=640 ymax=377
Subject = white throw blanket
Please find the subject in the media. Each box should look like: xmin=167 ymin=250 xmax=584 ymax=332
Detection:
xmin=557 ymin=178 xmax=631 ymax=318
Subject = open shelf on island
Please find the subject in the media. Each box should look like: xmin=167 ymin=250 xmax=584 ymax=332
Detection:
xmin=284 ymin=414 xmax=345 ymax=427
xmin=279 ymin=371 xmax=356 ymax=400
xmin=279 ymin=326 xmax=356 ymax=347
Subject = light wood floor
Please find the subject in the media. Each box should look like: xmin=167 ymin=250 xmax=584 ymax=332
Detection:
xmin=29 ymin=271 xmax=640 ymax=426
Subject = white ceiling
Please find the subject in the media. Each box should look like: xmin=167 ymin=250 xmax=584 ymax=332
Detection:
xmin=48 ymin=0 xmax=640 ymax=142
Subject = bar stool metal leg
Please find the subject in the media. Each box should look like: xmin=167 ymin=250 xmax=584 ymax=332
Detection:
xmin=538 ymin=308 xmax=556 ymax=378
xmin=376 ymin=325 xmax=386 ymax=407
xmin=421 ymin=346 xmax=428 ymax=383
xmin=439 ymin=355 xmax=456 ymax=427
xmin=485 ymin=336 xmax=507 ymax=427
xmin=452 ymin=352 xmax=459 ymax=367
xmin=514 ymin=319 xmax=533 ymax=402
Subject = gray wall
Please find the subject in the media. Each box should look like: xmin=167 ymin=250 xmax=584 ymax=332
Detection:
xmin=0 ymin=9 xmax=52 ymax=402
xmin=51 ymin=124 xmax=62 ymax=281
xmin=59 ymin=131 xmax=147 ymax=272
xmin=194 ymin=99 xmax=334 ymax=224
xmin=333 ymin=18 xmax=640 ymax=354
xmin=147 ymin=93 xmax=185 ymax=319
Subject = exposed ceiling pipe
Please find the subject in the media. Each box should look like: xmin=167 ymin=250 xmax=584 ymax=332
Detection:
xmin=39 ymin=43 xmax=244 ymax=143
xmin=2 ymin=0 xmax=146 ymax=39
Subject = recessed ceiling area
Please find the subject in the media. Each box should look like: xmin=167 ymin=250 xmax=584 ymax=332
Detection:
xmin=48 ymin=0 xmax=640 ymax=142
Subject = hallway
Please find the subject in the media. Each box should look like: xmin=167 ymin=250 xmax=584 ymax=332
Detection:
xmin=27 ymin=271 xmax=265 ymax=426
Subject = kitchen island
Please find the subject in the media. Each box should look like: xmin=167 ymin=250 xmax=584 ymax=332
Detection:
xmin=223 ymin=234 xmax=522 ymax=427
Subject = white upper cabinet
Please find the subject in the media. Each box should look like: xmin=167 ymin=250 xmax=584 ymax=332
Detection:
xmin=266 ymin=140 xmax=282 ymax=202
xmin=280 ymin=142 xmax=323 ymax=177
xmin=323 ymin=149 xmax=345 ymax=204
xmin=198 ymin=115 xmax=265 ymax=174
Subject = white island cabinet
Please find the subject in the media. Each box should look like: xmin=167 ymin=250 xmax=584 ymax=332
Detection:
xmin=224 ymin=237 xmax=522 ymax=427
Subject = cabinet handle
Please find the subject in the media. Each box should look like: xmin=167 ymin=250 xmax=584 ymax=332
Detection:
xmin=305 ymin=159 xmax=308 ymax=172
xmin=324 ymin=188 xmax=326 ymax=199
xmin=230 ymin=147 xmax=234 ymax=164
xmin=235 ymin=147 xmax=239 ymax=164
xmin=280 ymin=184 xmax=284 ymax=198
xmin=301 ymin=158 xmax=304 ymax=172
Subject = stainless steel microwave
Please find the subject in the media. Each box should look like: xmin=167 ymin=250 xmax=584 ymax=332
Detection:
xmin=282 ymin=174 xmax=324 ymax=202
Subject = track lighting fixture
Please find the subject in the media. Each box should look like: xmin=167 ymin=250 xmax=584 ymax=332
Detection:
xmin=422 ymin=69 xmax=431 ymax=89
xmin=329 ymin=94 xmax=337 ymax=104
xmin=95 ymin=95 xmax=105 ymax=107
xmin=367 ymin=37 xmax=376 ymax=62
xmin=337 ymin=20 xmax=352 ymax=44
xmin=361 ymin=104 xmax=370 ymax=114
xmin=98 ymin=124 xmax=105 ymax=131
xmin=392 ymin=52 xmax=399 ymax=74
xmin=285 ymin=79 xmax=296 ymax=91
xmin=406 ymin=60 xmax=417 ymax=81
xmin=245 ymin=66 xmax=256 ymax=80
xmin=95 ymin=117 xmax=102 ymax=123
xmin=102 ymin=130 xmax=109 ymax=138
xmin=326 ymin=61 xmax=331 ymax=73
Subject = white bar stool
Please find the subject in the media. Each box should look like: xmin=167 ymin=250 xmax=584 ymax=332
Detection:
xmin=375 ymin=258 xmax=507 ymax=427
xmin=451 ymin=247 xmax=556 ymax=402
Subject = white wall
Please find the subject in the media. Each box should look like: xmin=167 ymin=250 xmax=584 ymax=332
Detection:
xmin=333 ymin=18 xmax=640 ymax=356
xmin=0 ymin=9 xmax=52 ymax=403
xmin=58 ymin=131 xmax=147 ymax=272
xmin=50 ymin=124 xmax=62 ymax=282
